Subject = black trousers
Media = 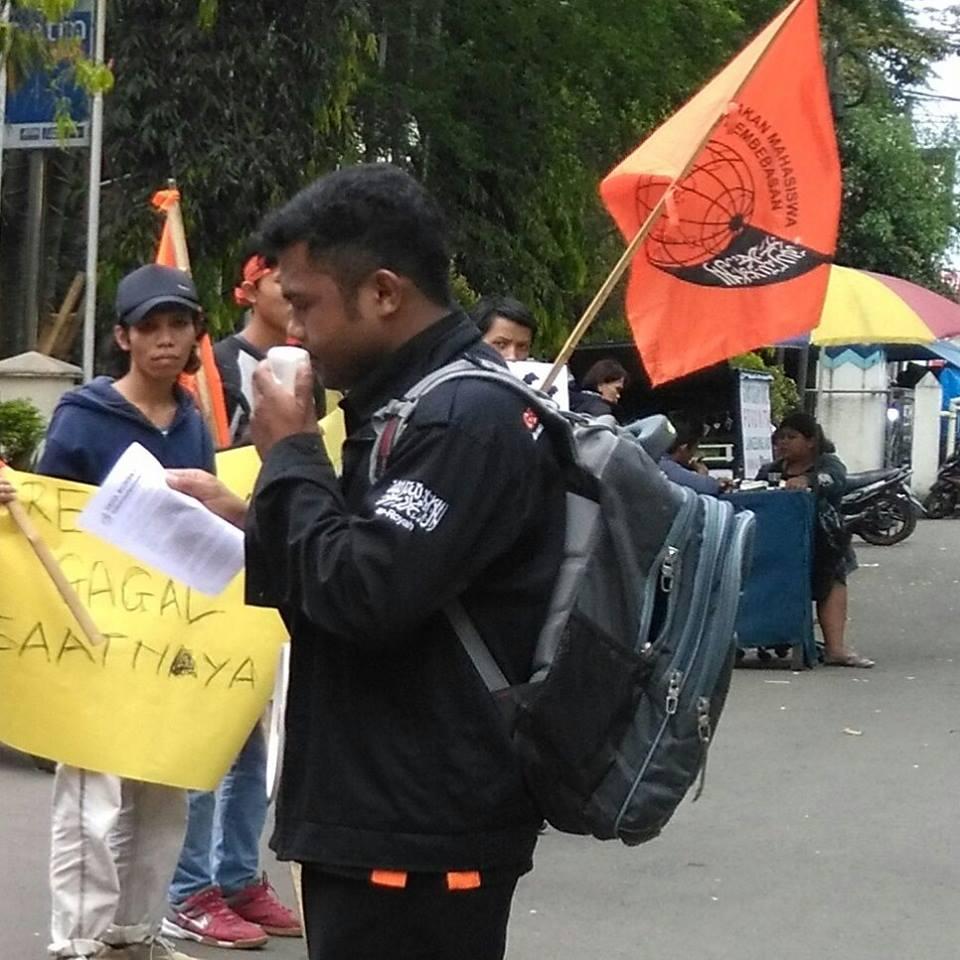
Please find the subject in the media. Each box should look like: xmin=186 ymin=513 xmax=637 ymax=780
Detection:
xmin=301 ymin=866 xmax=519 ymax=960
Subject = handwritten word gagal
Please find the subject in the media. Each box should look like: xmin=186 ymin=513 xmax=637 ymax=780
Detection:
xmin=58 ymin=556 xmax=225 ymax=625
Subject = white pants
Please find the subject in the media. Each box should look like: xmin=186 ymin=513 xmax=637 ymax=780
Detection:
xmin=49 ymin=765 xmax=187 ymax=958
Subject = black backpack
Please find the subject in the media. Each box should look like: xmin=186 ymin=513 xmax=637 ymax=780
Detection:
xmin=372 ymin=358 xmax=755 ymax=844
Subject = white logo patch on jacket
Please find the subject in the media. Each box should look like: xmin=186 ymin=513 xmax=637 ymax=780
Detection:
xmin=374 ymin=480 xmax=449 ymax=533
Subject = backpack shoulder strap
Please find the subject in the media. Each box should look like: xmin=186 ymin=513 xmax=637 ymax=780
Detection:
xmin=445 ymin=599 xmax=509 ymax=693
xmin=369 ymin=354 xmax=575 ymax=484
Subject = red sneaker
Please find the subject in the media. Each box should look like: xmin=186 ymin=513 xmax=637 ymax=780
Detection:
xmin=162 ymin=886 xmax=268 ymax=950
xmin=226 ymin=873 xmax=303 ymax=937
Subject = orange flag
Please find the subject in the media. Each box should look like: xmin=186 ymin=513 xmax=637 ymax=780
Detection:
xmin=600 ymin=0 xmax=840 ymax=385
xmin=151 ymin=188 xmax=231 ymax=448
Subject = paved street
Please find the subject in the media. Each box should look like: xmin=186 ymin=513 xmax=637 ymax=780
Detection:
xmin=3 ymin=520 xmax=959 ymax=959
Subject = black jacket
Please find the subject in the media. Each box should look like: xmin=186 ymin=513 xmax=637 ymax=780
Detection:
xmin=570 ymin=387 xmax=615 ymax=419
xmin=246 ymin=312 xmax=566 ymax=875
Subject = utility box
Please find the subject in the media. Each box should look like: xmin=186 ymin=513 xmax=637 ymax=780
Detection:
xmin=0 ymin=350 xmax=82 ymax=421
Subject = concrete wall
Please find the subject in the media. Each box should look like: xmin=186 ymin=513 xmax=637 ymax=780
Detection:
xmin=0 ymin=351 xmax=81 ymax=423
xmin=816 ymin=348 xmax=887 ymax=473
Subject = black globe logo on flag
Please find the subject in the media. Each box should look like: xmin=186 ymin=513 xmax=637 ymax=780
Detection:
xmin=634 ymin=139 xmax=828 ymax=288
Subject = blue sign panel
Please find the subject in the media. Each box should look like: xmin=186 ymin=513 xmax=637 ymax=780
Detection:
xmin=4 ymin=1 xmax=95 ymax=149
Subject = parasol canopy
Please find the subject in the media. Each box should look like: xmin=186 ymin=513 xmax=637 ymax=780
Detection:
xmin=802 ymin=265 xmax=960 ymax=346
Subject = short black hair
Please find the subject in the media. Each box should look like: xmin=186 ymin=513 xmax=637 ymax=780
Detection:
xmin=470 ymin=295 xmax=538 ymax=338
xmin=239 ymin=232 xmax=277 ymax=270
xmin=776 ymin=410 xmax=835 ymax=454
xmin=667 ymin=411 xmax=706 ymax=452
xmin=581 ymin=358 xmax=628 ymax=391
xmin=259 ymin=164 xmax=451 ymax=305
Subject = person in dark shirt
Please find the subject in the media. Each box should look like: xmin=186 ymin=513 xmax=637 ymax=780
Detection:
xmin=757 ymin=412 xmax=873 ymax=668
xmin=658 ymin=412 xmax=727 ymax=495
xmin=570 ymin=358 xmax=627 ymax=419
xmin=470 ymin=295 xmax=537 ymax=361
xmin=214 ymin=242 xmax=292 ymax=444
xmin=166 ymin=164 xmax=566 ymax=960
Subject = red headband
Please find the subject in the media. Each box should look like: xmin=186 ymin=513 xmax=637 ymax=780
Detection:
xmin=233 ymin=255 xmax=273 ymax=306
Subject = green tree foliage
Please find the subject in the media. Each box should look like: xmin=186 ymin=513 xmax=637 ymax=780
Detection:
xmin=837 ymin=103 xmax=956 ymax=288
xmin=1 ymin=0 xmax=957 ymax=368
xmin=98 ymin=0 xmax=376 ymax=334
xmin=823 ymin=0 xmax=958 ymax=290
xmin=341 ymin=0 xmax=786 ymax=352
xmin=0 ymin=397 xmax=45 ymax=467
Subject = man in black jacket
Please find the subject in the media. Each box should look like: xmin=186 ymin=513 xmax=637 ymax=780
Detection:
xmin=168 ymin=164 xmax=566 ymax=960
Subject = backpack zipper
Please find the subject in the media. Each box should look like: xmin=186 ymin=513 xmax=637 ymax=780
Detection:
xmin=659 ymin=546 xmax=679 ymax=593
xmin=665 ymin=495 xmax=725 ymax=679
xmin=692 ymin=696 xmax=713 ymax=802
xmin=636 ymin=491 xmax=697 ymax=656
xmin=665 ymin=670 xmax=682 ymax=715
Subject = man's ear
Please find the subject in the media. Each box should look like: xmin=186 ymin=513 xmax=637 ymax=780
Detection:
xmin=367 ymin=268 xmax=405 ymax=317
xmin=114 ymin=324 xmax=131 ymax=352
xmin=240 ymin=279 xmax=259 ymax=305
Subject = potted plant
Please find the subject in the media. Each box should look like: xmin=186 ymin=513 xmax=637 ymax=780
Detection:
xmin=0 ymin=398 xmax=46 ymax=469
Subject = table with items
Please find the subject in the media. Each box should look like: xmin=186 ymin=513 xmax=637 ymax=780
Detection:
xmin=723 ymin=487 xmax=817 ymax=667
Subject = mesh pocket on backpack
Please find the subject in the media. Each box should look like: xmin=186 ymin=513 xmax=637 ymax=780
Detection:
xmin=517 ymin=608 xmax=653 ymax=803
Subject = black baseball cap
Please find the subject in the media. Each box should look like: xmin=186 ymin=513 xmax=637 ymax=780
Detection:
xmin=115 ymin=264 xmax=201 ymax=326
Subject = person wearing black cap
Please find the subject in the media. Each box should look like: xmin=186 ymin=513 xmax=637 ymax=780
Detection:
xmin=37 ymin=263 xmax=212 ymax=960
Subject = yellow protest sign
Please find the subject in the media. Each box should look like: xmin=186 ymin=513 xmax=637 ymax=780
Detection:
xmin=0 ymin=409 xmax=348 ymax=790
xmin=0 ymin=469 xmax=284 ymax=790
xmin=216 ymin=407 xmax=347 ymax=500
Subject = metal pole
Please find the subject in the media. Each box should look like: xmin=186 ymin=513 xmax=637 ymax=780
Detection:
xmin=0 ymin=1 xmax=10 ymax=214
xmin=23 ymin=150 xmax=46 ymax=349
xmin=81 ymin=0 xmax=106 ymax=381
xmin=797 ymin=344 xmax=811 ymax=413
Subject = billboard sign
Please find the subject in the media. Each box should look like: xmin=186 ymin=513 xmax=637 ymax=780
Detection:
xmin=4 ymin=0 xmax=94 ymax=149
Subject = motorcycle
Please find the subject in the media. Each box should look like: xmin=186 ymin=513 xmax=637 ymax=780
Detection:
xmin=841 ymin=467 xmax=923 ymax=546
xmin=922 ymin=453 xmax=960 ymax=519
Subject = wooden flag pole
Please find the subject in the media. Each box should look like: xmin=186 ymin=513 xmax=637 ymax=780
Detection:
xmin=161 ymin=182 xmax=220 ymax=436
xmin=541 ymin=0 xmax=808 ymax=392
xmin=163 ymin=180 xmax=192 ymax=273
xmin=1 ymin=467 xmax=106 ymax=647
xmin=541 ymin=195 xmax=674 ymax=391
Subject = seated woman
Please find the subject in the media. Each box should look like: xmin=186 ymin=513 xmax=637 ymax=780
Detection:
xmin=757 ymin=412 xmax=874 ymax=668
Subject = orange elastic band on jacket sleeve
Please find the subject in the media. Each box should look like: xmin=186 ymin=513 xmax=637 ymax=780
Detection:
xmin=446 ymin=871 xmax=481 ymax=891
xmin=370 ymin=870 xmax=408 ymax=889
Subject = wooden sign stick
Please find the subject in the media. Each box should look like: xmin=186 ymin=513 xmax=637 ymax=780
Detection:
xmin=1 ymin=467 xmax=106 ymax=647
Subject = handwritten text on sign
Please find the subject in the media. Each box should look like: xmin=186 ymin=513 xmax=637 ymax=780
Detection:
xmin=0 ymin=467 xmax=286 ymax=790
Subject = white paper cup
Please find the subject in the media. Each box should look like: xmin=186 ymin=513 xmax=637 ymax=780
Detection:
xmin=266 ymin=345 xmax=310 ymax=394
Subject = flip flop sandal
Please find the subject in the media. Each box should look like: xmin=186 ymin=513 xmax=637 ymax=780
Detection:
xmin=823 ymin=653 xmax=875 ymax=668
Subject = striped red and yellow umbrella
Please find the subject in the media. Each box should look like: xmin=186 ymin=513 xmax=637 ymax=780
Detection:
xmin=803 ymin=265 xmax=960 ymax=346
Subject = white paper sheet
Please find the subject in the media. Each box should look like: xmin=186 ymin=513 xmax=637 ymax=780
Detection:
xmin=265 ymin=642 xmax=290 ymax=802
xmin=78 ymin=442 xmax=245 ymax=596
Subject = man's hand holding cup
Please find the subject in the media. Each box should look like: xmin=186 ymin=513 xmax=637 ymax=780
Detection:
xmin=251 ymin=346 xmax=318 ymax=459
